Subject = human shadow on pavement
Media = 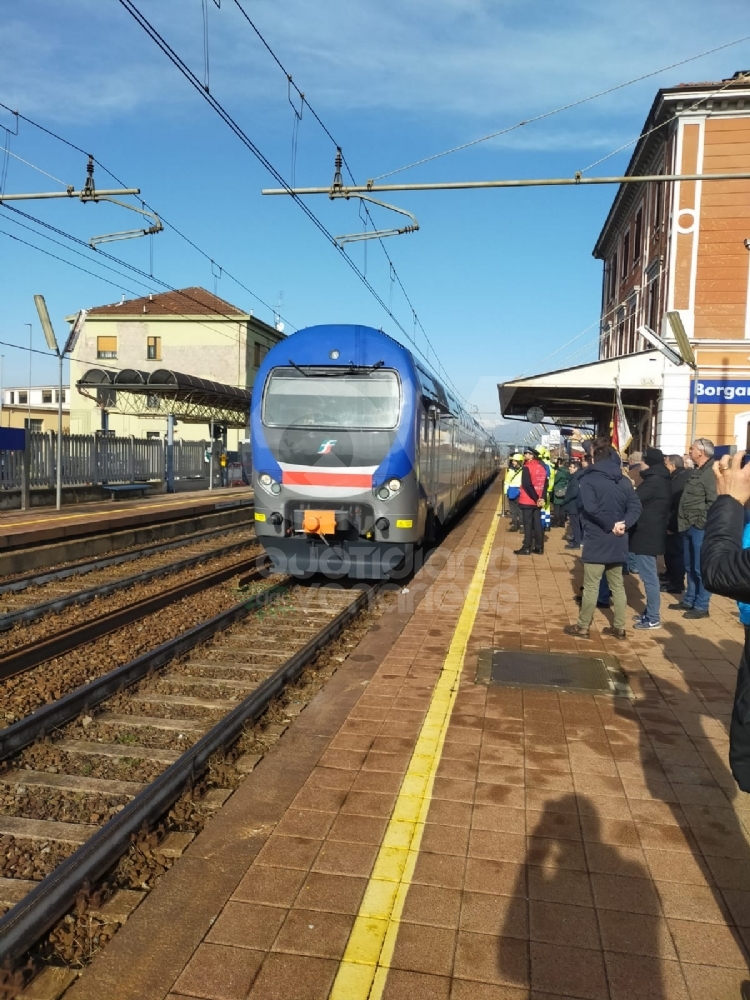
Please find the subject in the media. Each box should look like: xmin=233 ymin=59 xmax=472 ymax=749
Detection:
xmin=613 ymin=619 xmax=750 ymax=967
xmin=498 ymin=794 xmax=668 ymax=1000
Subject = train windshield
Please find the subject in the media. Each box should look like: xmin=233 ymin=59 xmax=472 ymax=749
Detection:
xmin=263 ymin=368 xmax=401 ymax=429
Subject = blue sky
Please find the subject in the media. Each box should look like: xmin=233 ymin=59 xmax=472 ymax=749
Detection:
xmin=1 ymin=0 xmax=748 ymax=432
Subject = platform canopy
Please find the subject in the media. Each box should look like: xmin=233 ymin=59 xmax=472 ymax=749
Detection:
xmin=498 ymin=349 xmax=667 ymax=426
xmin=76 ymin=368 xmax=251 ymax=427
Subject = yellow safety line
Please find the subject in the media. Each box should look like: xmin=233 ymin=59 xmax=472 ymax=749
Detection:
xmin=329 ymin=494 xmax=503 ymax=1000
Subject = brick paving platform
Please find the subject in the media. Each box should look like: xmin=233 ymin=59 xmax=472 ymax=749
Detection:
xmin=0 ymin=487 xmax=253 ymax=550
xmin=66 ymin=481 xmax=750 ymax=1000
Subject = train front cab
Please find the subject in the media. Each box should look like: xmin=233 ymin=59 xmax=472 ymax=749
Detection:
xmin=251 ymin=330 xmax=423 ymax=579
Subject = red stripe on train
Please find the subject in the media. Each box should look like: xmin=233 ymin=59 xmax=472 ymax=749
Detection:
xmin=282 ymin=471 xmax=372 ymax=488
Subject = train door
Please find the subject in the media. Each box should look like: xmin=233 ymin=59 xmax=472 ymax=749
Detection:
xmin=425 ymin=403 xmax=438 ymax=506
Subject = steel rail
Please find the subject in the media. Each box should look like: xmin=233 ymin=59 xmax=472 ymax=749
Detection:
xmin=0 ymin=555 xmax=266 ymax=681
xmin=0 ymin=519 xmax=255 ymax=596
xmin=0 ymin=536 xmax=260 ymax=631
xmin=0 ymin=574 xmax=285 ymax=761
xmin=0 ymin=583 xmax=373 ymax=966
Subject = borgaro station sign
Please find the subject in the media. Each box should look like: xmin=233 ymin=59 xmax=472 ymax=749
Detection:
xmin=689 ymin=380 xmax=750 ymax=403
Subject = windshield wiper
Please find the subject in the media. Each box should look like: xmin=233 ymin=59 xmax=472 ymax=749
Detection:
xmin=286 ymin=359 xmax=386 ymax=377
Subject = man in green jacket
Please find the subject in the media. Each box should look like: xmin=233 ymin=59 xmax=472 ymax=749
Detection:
xmin=671 ymin=438 xmax=717 ymax=619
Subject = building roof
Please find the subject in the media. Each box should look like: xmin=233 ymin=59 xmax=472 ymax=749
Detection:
xmin=498 ymin=349 xmax=669 ymax=424
xmin=593 ymin=71 xmax=750 ymax=259
xmin=87 ymin=287 xmax=250 ymax=320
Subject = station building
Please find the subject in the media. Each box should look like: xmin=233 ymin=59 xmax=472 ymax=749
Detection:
xmin=500 ymin=70 xmax=750 ymax=454
xmin=68 ymin=287 xmax=285 ymax=449
xmin=1 ymin=385 xmax=70 ymax=433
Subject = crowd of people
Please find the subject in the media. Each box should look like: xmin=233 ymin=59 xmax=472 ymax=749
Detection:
xmin=503 ymin=436 xmax=719 ymax=637
xmin=505 ymin=438 xmax=750 ymax=848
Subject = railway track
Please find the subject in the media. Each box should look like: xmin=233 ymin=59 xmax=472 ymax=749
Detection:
xmin=0 ymin=579 xmax=374 ymax=978
xmin=0 ymin=520 xmax=257 ymax=598
xmin=0 ymin=524 xmax=258 ymax=630
xmin=0 ymin=553 xmax=266 ymax=681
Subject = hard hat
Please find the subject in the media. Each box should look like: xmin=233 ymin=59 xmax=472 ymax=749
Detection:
xmin=511 ymin=453 xmax=523 ymax=461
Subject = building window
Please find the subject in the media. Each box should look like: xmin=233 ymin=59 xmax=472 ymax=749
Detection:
xmin=9 ymin=392 xmax=14 ymax=404
xmin=621 ymin=233 xmax=630 ymax=278
xmin=633 ymin=208 xmax=643 ymax=262
xmin=42 ymin=390 xmax=52 ymax=404
xmin=146 ymin=431 xmax=161 ymax=440
xmin=608 ymin=253 xmax=618 ymax=300
xmin=652 ymin=174 xmax=663 ymax=230
xmin=648 ymin=275 xmax=660 ymax=331
xmin=18 ymin=391 xmax=27 ymax=405
xmin=55 ymin=390 xmax=65 ymax=403
xmin=616 ymin=308 xmax=625 ymax=356
xmin=24 ymin=418 xmax=43 ymax=432
xmin=253 ymin=341 xmax=268 ymax=368
xmin=97 ymin=336 xmax=117 ymax=359
xmin=147 ymin=336 xmax=161 ymax=361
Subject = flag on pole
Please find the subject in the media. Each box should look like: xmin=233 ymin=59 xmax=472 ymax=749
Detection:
xmin=611 ymin=381 xmax=632 ymax=455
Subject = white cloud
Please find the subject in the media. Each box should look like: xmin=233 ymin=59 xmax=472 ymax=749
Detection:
xmin=1 ymin=0 xmax=747 ymax=153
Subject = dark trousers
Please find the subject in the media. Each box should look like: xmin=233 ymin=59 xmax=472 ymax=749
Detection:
xmin=568 ymin=512 xmax=582 ymax=546
xmin=521 ymin=505 xmax=543 ymax=552
xmin=552 ymin=504 xmax=566 ymax=527
xmin=507 ymin=497 xmax=521 ymax=529
xmin=664 ymin=532 xmax=684 ymax=590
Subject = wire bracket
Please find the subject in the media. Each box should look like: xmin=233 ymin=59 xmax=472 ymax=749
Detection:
xmin=80 ymin=158 xmax=164 ymax=247
xmin=329 ymin=150 xmax=419 ymax=245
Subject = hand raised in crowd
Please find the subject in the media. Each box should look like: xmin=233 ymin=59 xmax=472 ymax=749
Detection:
xmin=714 ymin=452 xmax=750 ymax=506
xmin=612 ymin=520 xmax=626 ymax=535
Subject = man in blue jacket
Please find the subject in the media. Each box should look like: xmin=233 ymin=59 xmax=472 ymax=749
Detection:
xmin=564 ymin=439 xmax=642 ymax=640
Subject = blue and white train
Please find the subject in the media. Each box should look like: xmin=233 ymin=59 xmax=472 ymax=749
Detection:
xmin=250 ymin=324 xmax=497 ymax=578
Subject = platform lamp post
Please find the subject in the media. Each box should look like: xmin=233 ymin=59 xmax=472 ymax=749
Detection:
xmin=666 ymin=312 xmax=699 ymax=448
xmin=638 ymin=319 xmax=698 ymax=449
xmin=33 ymin=296 xmax=86 ymax=511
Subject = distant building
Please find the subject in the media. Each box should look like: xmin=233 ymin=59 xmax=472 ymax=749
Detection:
xmin=68 ymin=287 xmax=285 ymax=448
xmin=500 ymin=70 xmax=750 ymax=454
xmin=1 ymin=386 xmax=70 ymax=432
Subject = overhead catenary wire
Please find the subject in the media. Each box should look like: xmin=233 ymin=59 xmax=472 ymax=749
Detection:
xmin=115 ymin=0 xmax=469 ymax=406
xmin=0 ymin=98 xmax=295 ymax=333
xmin=579 ymin=72 xmax=745 ymax=174
xmin=0 ymin=212 xmax=282 ymax=358
xmin=370 ymin=34 xmax=750 ymax=182
xmin=227 ymin=0 xmax=465 ymax=403
xmin=0 ymin=144 xmax=70 ymax=188
xmin=0 ymin=230 xmax=255 ymax=390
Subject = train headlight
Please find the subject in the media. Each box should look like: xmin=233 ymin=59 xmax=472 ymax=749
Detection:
xmin=387 ymin=478 xmax=401 ymax=492
xmin=377 ymin=487 xmax=390 ymax=500
xmin=258 ymin=472 xmax=282 ymax=496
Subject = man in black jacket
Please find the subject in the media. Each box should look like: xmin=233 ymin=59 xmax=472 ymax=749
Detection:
xmin=673 ymin=438 xmax=717 ymax=618
xmin=563 ymin=440 xmax=641 ymax=640
xmin=562 ymin=457 xmax=585 ymax=549
xmin=629 ymin=447 xmax=672 ymax=629
xmin=662 ymin=454 xmax=689 ymax=593
xmin=702 ymin=451 xmax=750 ymax=793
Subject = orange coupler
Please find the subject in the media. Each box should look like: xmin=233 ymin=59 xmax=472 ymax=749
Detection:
xmin=302 ymin=510 xmax=337 ymax=535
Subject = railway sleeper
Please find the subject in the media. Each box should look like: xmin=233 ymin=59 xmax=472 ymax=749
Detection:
xmin=95 ymin=713 xmax=205 ymax=733
xmin=0 ymin=771 xmax=145 ymax=798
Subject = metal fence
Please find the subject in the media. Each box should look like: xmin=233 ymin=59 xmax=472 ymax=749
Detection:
xmin=0 ymin=433 xmax=211 ymax=490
